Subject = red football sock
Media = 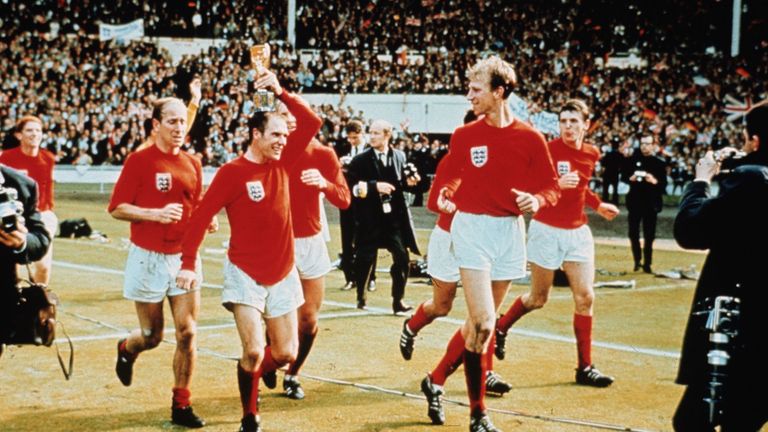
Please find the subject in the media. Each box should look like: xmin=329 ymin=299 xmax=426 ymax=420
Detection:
xmin=288 ymin=328 xmax=318 ymax=375
xmin=172 ymin=387 xmax=191 ymax=409
xmin=430 ymin=329 xmax=465 ymax=386
xmin=259 ymin=346 xmax=280 ymax=375
xmin=464 ymin=350 xmax=487 ymax=417
xmin=237 ymin=362 xmax=260 ymax=416
xmin=497 ymin=296 xmax=529 ymax=333
xmin=484 ymin=331 xmax=495 ymax=371
xmin=407 ymin=304 xmax=434 ymax=334
xmin=573 ymin=313 xmax=593 ymax=369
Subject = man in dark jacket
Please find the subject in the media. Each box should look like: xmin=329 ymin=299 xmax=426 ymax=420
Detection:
xmin=672 ymin=102 xmax=768 ymax=431
xmin=622 ymin=135 xmax=667 ymax=273
xmin=0 ymin=164 xmax=51 ymax=353
xmin=346 ymin=119 xmax=421 ymax=313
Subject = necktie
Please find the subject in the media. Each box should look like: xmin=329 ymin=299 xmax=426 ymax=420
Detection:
xmin=379 ymin=153 xmax=387 ymax=167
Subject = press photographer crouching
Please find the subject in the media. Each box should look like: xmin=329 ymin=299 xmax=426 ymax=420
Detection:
xmin=672 ymin=102 xmax=768 ymax=431
xmin=0 ymin=164 xmax=51 ymax=357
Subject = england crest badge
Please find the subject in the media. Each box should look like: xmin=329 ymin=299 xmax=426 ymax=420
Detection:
xmin=470 ymin=145 xmax=488 ymax=167
xmin=155 ymin=173 xmax=172 ymax=192
xmin=556 ymin=161 xmax=571 ymax=177
xmin=246 ymin=181 xmax=265 ymax=202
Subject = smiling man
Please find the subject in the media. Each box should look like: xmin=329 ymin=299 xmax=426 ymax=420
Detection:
xmin=177 ymin=68 xmax=321 ymax=432
xmin=109 ymin=97 xmax=210 ymax=428
xmin=425 ymin=56 xmax=559 ymax=431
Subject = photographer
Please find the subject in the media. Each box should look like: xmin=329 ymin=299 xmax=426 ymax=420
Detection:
xmin=622 ymin=134 xmax=667 ymax=273
xmin=347 ymin=119 xmax=421 ymax=313
xmin=0 ymin=164 xmax=51 ymax=353
xmin=672 ymin=102 xmax=768 ymax=431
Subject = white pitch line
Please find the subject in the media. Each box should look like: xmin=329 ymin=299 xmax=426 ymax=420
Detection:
xmin=53 ymin=260 xmax=680 ymax=358
xmin=57 ymin=309 xmax=374 ymax=344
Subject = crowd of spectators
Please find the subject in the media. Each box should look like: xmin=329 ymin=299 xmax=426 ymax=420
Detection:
xmin=1 ymin=0 xmax=766 ymax=195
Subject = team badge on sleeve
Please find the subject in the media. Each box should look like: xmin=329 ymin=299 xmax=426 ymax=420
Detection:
xmin=470 ymin=145 xmax=488 ymax=167
xmin=246 ymin=181 xmax=265 ymax=202
xmin=155 ymin=173 xmax=172 ymax=192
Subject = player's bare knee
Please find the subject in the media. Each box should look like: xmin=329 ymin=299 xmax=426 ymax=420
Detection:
xmin=242 ymin=346 xmax=264 ymax=368
xmin=175 ymin=325 xmax=197 ymax=349
xmin=271 ymin=346 xmax=296 ymax=366
xmin=574 ymin=290 xmax=594 ymax=309
xmin=141 ymin=328 xmax=163 ymax=349
xmin=433 ymin=299 xmax=453 ymax=317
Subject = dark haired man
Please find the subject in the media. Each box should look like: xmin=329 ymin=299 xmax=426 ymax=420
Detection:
xmin=672 ymin=102 xmax=768 ymax=431
xmin=177 ymin=68 xmax=321 ymax=432
xmin=494 ymin=99 xmax=620 ymax=388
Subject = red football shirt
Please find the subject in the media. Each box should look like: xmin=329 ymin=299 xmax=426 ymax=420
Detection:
xmin=108 ymin=144 xmax=203 ymax=254
xmin=441 ymin=118 xmax=559 ymax=216
xmin=290 ymin=139 xmax=350 ymax=238
xmin=181 ymin=92 xmax=321 ymax=285
xmin=427 ymin=156 xmax=461 ymax=232
xmin=534 ymin=138 xmax=602 ymax=229
xmin=0 ymin=147 xmax=56 ymax=211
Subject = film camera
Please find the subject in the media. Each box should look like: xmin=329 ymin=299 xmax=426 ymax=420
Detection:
xmin=0 ymin=185 xmax=23 ymax=233
xmin=693 ymin=295 xmax=741 ymax=425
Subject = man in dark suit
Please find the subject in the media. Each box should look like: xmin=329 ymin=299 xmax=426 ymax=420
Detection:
xmin=0 ymin=164 xmax=52 ymax=354
xmin=672 ymin=103 xmax=768 ymax=431
xmin=622 ymin=135 xmax=667 ymax=273
xmin=600 ymin=138 xmax=624 ymax=204
xmin=346 ymin=119 xmax=421 ymax=314
xmin=336 ymin=120 xmax=367 ymax=290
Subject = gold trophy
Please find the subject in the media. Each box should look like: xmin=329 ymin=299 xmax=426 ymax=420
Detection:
xmin=250 ymin=43 xmax=275 ymax=112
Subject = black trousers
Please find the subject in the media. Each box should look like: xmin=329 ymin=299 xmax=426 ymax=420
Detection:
xmin=673 ymin=382 xmax=767 ymax=431
xmin=602 ymin=177 xmax=619 ymax=204
xmin=353 ymin=228 xmax=409 ymax=304
xmin=338 ymin=208 xmax=356 ymax=284
xmin=628 ymin=208 xmax=657 ymax=268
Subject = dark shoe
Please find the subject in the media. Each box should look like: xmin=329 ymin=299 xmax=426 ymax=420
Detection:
xmin=633 ymin=263 xmax=642 ymax=272
xmin=485 ymin=371 xmax=512 ymax=397
xmin=469 ymin=413 xmax=500 ymax=432
xmin=340 ymin=281 xmax=355 ymax=291
xmin=494 ymin=329 xmax=507 ymax=360
xmin=643 ymin=265 xmax=653 ymax=274
xmin=393 ymin=301 xmax=413 ymax=315
xmin=262 ymin=370 xmax=277 ymax=389
xmin=421 ymin=375 xmax=445 ymax=425
xmin=575 ymin=364 xmax=614 ymax=388
xmin=283 ymin=375 xmax=305 ymax=400
xmin=399 ymin=318 xmax=416 ymax=360
xmin=356 ymin=300 xmax=367 ymax=310
xmin=171 ymin=406 xmax=205 ymax=428
xmin=115 ymin=338 xmax=135 ymax=386
xmin=239 ymin=413 xmax=262 ymax=432
xmin=367 ymin=280 xmax=376 ymax=292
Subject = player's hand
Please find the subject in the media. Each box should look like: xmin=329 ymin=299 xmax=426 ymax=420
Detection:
xmin=155 ymin=203 xmax=184 ymax=224
xmin=558 ymin=171 xmax=579 ymax=189
xmin=301 ymin=168 xmax=328 ymax=189
xmin=437 ymin=187 xmax=456 ymax=214
xmin=254 ymin=66 xmax=283 ymax=96
xmin=207 ymin=215 xmax=220 ymax=233
xmin=511 ymin=188 xmax=540 ymax=214
xmin=175 ymin=269 xmax=198 ymax=291
xmin=644 ymin=173 xmax=658 ymax=185
xmin=596 ymin=203 xmax=620 ymax=221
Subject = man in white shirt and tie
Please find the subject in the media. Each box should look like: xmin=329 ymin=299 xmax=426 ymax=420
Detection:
xmin=346 ymin=120 xmax=421 ymax=313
